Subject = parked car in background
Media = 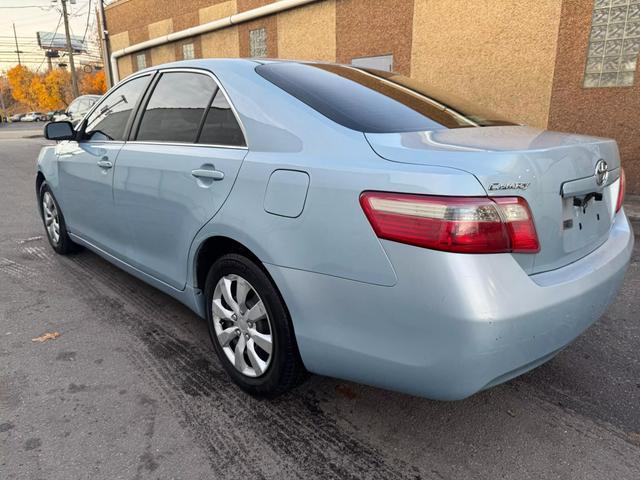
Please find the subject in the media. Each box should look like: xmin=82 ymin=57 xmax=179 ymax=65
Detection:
xmin=9 ymin=113 xmax=25 ymax=122
xmin=21 ymin=112 xmax=47 ymax=122
xmin=36 ymin=59 xmax=633 ymax=400
xmin=65 ymin=95 xmax=101 ymax=125
xmin=52 ymin=110 xmax=70 ymax=122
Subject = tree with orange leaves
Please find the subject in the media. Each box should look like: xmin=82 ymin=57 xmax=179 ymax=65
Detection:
xmin=79 ymin=70 xmax=107 ymax=95
xmin=6 ymin=65 xmax=107 ymax=112
xmin=7 ymin=65 xmax=38 ymax=109
xmin=44 ymin=69 xmax=73 ymax=108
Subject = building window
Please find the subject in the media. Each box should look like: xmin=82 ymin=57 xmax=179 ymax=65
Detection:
xmin=250 ymin=28 xmax=267 ymax=58
xmin=182 ymin=43 xmax=195 ymax=60
xmin=136 ymin=53 xmax=146 ymax=70
xmin=351 ymin=55 xmax=394 ymax=72
xmin=584 ymin=0 xmax=640 ymax=88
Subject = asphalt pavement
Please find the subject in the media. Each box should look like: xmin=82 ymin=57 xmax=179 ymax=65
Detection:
xmin=1 ymin=124 xmax=639 ymax=479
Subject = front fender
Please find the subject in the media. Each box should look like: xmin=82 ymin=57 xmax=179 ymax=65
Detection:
xmin=36 ymin=144 xmax=60 ymax=190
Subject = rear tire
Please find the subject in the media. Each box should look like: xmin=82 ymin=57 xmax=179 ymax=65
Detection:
xmin=205 ymin=253 xmax=306 ymax=397
xmin=39 ymin=182 xmax=80 ymax=255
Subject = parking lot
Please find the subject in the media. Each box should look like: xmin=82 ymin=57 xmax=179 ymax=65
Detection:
xmin=1 ymin=123 xmax=639 ymax=479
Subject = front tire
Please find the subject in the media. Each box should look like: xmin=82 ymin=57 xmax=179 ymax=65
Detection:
xmin=39 ymin=182 xmax=79 ymax=254
xmin=205 ymin=254 xmax=306 ymax=397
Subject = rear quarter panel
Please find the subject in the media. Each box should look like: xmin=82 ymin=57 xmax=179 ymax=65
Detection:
xmin=187 ymin=61 xmax=486 ymax=288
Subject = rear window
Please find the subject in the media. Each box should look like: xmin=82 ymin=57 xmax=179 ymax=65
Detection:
xmin=255 ymin=62 xmax=514 ymax=133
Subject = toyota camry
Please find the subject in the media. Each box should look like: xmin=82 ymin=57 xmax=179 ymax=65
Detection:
xmin=36 ymin=59 xmax=633 ymax=400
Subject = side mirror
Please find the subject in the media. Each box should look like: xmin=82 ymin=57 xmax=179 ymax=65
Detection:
xmin=44 ymin=121 xmax=75 ymax=141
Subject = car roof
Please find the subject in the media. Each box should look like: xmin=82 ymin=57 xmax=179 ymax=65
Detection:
xmin=75 ymin=94 xmax=101 ymax=100
xmin=130 ymin=57 xmax=320 ymax=77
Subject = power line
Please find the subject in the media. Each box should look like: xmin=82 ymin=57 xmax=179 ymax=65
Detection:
xmin=37 ymin=11 xmax=63 ymax=72
xmin=0 ymin=6 xmax=54 ymax=9
xmin=81 ymin=0 xmax=93 ymax=43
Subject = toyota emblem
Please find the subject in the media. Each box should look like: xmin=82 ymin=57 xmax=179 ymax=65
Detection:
xmin=595 ymin=159 xmax=609 ymax=186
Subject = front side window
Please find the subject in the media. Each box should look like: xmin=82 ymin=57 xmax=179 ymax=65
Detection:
xmin=84 ymin=74 xmax=151 ymax=141
xmin=136 ymin=72 xmax=216 ymax=143
xmin=198 ymin=89 xmax=246 ymax=147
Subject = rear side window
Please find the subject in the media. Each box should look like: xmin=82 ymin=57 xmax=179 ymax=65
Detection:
xmin=137 ymin=72 xmax=216 ymax=143
xmin=256 ymin=63 xmax=514 ymax=133
xmin=198 ymin=89 xmax=246 ymax=147
xmin=84 ymin=75 xmax=151 ymax=141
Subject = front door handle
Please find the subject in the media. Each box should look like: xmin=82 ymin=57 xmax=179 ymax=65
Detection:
xmin=97 ymin=158 xmax=113 ymax=169
xmin=191 ymin=168 xmax=224 ymax=181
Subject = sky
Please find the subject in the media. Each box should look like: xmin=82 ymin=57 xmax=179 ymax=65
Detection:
xmin=0 ymin=0 xmax=105 ymax=74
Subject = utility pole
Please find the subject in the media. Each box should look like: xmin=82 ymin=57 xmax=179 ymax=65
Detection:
xmin=12 ymin=23 xmax=21 ymax=66
xmin=97 ymin=0 xmax=113 ymax=87
xmin=61 ymin=0 xmax=80 ymax=97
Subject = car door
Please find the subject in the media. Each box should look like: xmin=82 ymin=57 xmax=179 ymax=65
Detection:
xmin=55 ymin=73 xmax=152 ymax=253
xmin=113 ymin=69 xmax=248 ymax=290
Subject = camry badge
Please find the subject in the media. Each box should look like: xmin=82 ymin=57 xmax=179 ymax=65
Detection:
xmin=595 ymin=159 xmax=609 ymax=186
xmin=488 ymin=182 xmax=530 ymax=191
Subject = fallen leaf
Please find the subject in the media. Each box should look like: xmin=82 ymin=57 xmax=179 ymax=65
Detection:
xmin=628 ymin=432 xmax=640 ymax=447
xmin=335 ymin=384 xmax=358 ymax=400
xmin=32 ymin=332 xmax=60 ymax=343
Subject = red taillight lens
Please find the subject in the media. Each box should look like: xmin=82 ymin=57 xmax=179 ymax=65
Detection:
xmin=360 ymin=192 xmax=539 ymax=254
xmin=616 ymin=167 xmax=626 ymax=213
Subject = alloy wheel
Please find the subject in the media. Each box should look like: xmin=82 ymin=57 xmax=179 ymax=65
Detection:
xmin=42 ymin=192 xmax=60 ymax=245
xmin=212 ymin=274 xmax=273 ymax=377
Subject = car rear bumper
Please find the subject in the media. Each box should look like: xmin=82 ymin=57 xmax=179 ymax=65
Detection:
xmin=266 ymin=211 xmax=634 ymax=400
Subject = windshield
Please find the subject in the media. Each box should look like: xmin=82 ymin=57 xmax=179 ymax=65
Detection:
xmin=256 ymin=62 xmax=515 ymax=133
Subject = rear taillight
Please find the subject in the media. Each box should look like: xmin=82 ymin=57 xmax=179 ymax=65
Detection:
xmin=616 ymin=167 xmax=626 ymax=213
xmin=359 ymin=192 xmax=540 ymax=254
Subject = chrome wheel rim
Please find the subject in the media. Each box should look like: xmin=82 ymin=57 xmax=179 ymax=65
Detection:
xmin=212 ymin=274 xmax=273 ymax=378
xmin=42 ymin=192 xmax=60 ymax=245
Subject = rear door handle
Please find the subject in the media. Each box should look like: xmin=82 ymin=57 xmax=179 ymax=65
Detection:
xmin=97 ymin=158 xmax=113 ymax=169
xmin=191 ymin=168 xmax=224 ymax=181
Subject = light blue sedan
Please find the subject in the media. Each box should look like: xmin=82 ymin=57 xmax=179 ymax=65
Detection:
xmin=37 ymin=59 xmax=633 ymax=400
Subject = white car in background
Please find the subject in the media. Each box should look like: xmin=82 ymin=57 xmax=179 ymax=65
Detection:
xmin=64 ymin=95 xmax=101 ymax=125
xmin=52 ymin=111 xmax=70 ymax=122
xmin=21 ymin=112 xmax=47 ymax=122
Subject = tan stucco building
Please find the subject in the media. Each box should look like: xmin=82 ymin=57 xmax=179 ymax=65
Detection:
xmin=104 ymin=0 xmax=640 ymax=193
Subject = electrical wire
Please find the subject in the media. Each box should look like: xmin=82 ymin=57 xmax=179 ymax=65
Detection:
xmin=81 ymin=0 xmax=92 ymax=43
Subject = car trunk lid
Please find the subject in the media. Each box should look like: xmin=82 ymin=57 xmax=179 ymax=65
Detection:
xmin=365 ymin=126 xmax=622 ymax=274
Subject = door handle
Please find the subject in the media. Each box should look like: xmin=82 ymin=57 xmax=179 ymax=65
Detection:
xmin=97 ymin=158 xmax=113 ymax=169
xmin=191 ymin=168 xmax=224 ymax=181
